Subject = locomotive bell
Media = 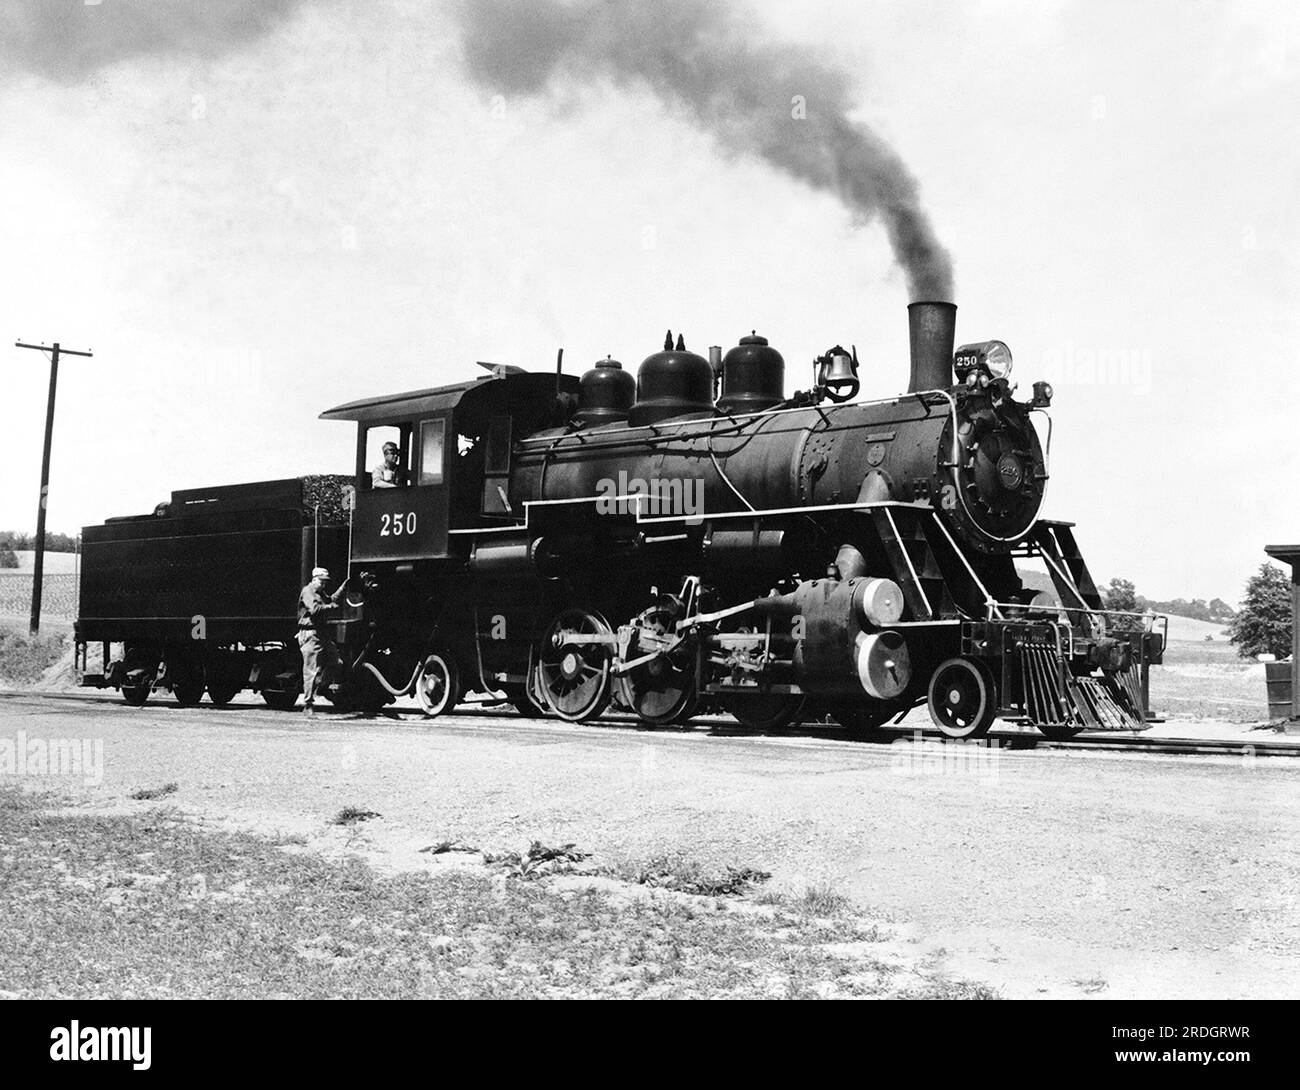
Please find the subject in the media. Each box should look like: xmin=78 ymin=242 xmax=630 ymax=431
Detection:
xmin=628 ymin=329 xmax=716 ymax=427
xmin=816 ymin=346 xmax=859 ymax=402
xmin=575 ymin=356 xmax=635 ymax=426
xmin=717 ymin=332 xmax=785 ymax=415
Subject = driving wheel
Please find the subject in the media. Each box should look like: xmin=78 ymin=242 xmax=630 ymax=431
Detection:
xmin=537 ymin=608 xmax=613 ymax=722
xmin=615 ymin=604 xmax=700 ymax=725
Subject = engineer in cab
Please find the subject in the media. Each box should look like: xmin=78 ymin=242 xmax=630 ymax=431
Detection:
xmin=371 ymin=441 xmax=407 ymax=489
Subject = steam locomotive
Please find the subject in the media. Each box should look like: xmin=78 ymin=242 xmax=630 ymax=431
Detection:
xmin=75 ymin=302 xmax=1165 ymax=740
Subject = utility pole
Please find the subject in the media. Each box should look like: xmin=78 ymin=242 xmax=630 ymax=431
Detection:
xmin=14 ymin=340 xmax=93 ymax=634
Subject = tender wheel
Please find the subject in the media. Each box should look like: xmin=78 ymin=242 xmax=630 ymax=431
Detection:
xmin=168 ymin=656 xmax=205 ymax=707
xmin=927 ymin=657 xmax=997 ymax=739
xmin=172 ymin=680 xmax=205 ymax=707
xmin=537 ymin=608 xmax=613 ymax=722
xmin=206 ymin=682 xmax=242 ymax=707
xmin=722 ymin=693 xmax=805 ymax=731
xmin=261 ymin=689 xmax=299 ymax=711
xmin=415 ymin=652 xmax=461 ymax=718
xmin=121 ymin=682 xmax=151 ymax=707
xmin=120 ymin=646 xmax=156 ymax=707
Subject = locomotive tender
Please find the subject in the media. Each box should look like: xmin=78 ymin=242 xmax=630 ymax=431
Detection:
xmin=76 ymin=302 xmax=1165 ymax=739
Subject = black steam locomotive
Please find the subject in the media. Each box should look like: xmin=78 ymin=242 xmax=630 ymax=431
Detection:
xmin=75 ymin=303 xmax=1165 ymax=739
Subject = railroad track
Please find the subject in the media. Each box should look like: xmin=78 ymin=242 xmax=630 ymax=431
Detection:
xmin=4 ymin=689 xmax=1299 ymax=758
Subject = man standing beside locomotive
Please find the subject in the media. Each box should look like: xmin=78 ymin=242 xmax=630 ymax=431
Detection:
xmin=298 ymin=566 xmax=350 ymax=717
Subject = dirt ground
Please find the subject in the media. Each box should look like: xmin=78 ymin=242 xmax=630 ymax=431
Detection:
xmin=1 ymin=691 xmax=1296 ymax=1000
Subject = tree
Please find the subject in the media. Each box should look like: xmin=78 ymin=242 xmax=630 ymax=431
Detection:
xmin=0 ymin=530 xmax=77 ymax=553
xmin=0 ymin=540 xmax=17 ymax=569
xmin=1103 ymin=577 xmax=1137 ymax=613
xmin=1209 ymin=597 xmax=1236 ymax=621
xmin=1228 ymin=563 xmax=1292 ymax=660
xmin=1101 ymin=576 xmax=1144 ymax=632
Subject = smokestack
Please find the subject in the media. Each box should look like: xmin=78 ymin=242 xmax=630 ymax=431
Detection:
xmin=907 ymin=301 xmax=957 ymax=392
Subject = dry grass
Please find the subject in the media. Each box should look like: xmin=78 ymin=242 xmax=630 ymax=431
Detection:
xmin=0 ymin=624 xmax=69 ymax=686
xmin=0 ymin=787 xmax=998 ymax=1000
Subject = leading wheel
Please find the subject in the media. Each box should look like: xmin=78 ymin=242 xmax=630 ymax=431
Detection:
xmin=537 ymin=608 xmax=613 ymax=722
xmin=415 ymin=652 xmax=461 ymax=718
xmin=927 ymin=657 xmax=997 ymax=739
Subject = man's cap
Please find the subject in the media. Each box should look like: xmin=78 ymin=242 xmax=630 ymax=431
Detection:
xmin=382 ymin=442 xmax=399 ymax=453
xmin=311 ymin=567 xmax=331 ymax=579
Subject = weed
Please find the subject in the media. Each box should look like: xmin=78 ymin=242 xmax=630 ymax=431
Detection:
xmin=330 ymin=807 xmax=380 ymax=826
xmin=129 ymin=783 xmax=178 ymax=802
xmin=605 ymin=853 xmax=770 ymax=897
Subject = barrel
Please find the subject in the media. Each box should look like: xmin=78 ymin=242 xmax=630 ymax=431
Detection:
xmin=1265 ymin=660 xmax=1293 ymax=719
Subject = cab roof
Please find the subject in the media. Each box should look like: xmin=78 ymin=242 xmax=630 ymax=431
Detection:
xmin=318 ymin=371 xmax=578 ymax=425
xmin=318 ymin=378 xmax=481 ymax=424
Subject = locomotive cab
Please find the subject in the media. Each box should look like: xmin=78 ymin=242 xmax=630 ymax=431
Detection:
xmin=319 ymin=370 xmax=579 ymax=565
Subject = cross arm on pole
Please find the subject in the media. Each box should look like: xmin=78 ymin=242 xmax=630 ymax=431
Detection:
xmin=15 ymin=341 xmax=93 ymax=357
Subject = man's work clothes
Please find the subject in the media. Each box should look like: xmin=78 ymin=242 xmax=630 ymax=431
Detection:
xmin=298 ymin=582 xmax=347 ymax=708
xmin=371 ymin=463 xmax=406 ymax=488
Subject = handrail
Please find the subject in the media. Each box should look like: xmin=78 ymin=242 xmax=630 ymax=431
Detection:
xmin=984 ymin=600 xmax=1169 ymax=641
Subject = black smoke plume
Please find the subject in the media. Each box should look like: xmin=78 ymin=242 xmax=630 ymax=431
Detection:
xmin=454 ymin=0 xmax=954 ymax=300
xmin=0 ymin=0 xmax=309 ymax=84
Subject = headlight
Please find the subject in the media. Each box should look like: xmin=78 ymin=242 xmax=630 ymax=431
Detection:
xmin=982 ymin=340 xmax=1013 ymax=379
xmin=954 ymin=340 xmax=1014 ymax=382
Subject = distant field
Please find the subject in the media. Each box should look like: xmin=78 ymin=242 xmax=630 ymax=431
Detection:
xmin=1160 ymin=614 xmax=1230 ymax=642
xmin=0 ymin=551 xmax=79 ymax=575
xmin=1150 ymin=637 xmax=1268 ymax=722
xmin=0 ymin=575 xmax=78 ymax=621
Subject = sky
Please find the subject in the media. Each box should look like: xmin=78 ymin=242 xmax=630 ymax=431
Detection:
xmin=0 ymin=0 xmax=1296 ymax=602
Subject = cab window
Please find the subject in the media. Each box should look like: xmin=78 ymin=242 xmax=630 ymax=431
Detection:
xmin=362 ymin=425 xmax=410 ymax=489
xmin=419 ymin=418 xmax=446 ymax=485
